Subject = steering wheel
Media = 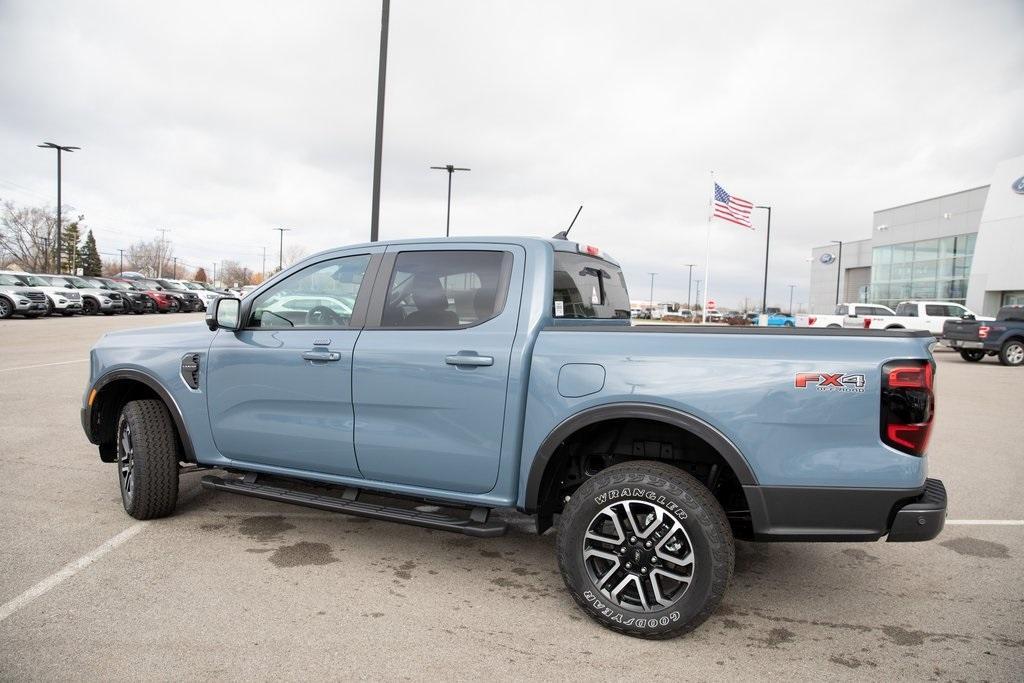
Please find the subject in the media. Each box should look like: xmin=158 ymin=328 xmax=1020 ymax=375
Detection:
xmin=305 ymin=305 xmax=346 ymax=327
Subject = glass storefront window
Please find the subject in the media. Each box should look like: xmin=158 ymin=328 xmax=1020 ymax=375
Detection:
xmin=892 ymin=243 xmax=915 ymax=263
xmin=872 ymin=245 xmax=892 ymax=266
xmin=914 ymin=239 xmax=938 ymax=261
xmin=913 ymin=259 xmax=937 ymax=280
xmin=866 ymin=233 xmax=974 ymax=306
xmin=965 ymin=233 xmax=976 ymax=254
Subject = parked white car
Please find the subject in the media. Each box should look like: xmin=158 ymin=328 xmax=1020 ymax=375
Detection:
xmin=882 ymin=301 xmax=993 ymax=336
xmin=0 ymin=270 xmax=83 ymax=315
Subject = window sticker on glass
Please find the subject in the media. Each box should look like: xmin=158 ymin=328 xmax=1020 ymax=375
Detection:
xmin=554 ymin=300 xmax=565 ymax=317
xmin=591 ymin=286 xmax=600 ymax=305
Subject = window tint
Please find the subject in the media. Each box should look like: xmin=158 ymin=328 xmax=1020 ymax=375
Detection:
xmin=925 ymin=304 xmax=961 ymax=317
xmin=895 ymin=303 xmax=917 ymax=317
xmin=997 ymin=306 xmax=1024 ymax=322
xmin=854 ymin=306 xmax=873 ymax=316
xmin=248 ymin=254 xmax=371 ymax=328
xmin=834 ymin=305 xmax=848 ymax=315
xmin=868 ymin=306 xmax=893 ymax=316
xmin=552 ymin=252 xmax=630 ymax=319
xmin=381 ymin=251 xmax=509 ymax=329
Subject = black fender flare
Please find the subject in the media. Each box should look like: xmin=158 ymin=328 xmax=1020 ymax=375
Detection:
xmin=522 ymin=402 xmax=757 ymax=513
xmin=84 ymin=368 xmax=196 ymax=462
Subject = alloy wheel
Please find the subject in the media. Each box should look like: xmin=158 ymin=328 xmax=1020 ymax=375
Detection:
xmin=1006 ymin=342 xmax=1024 ymax=365
xmin=0 ymin=298 xmax=10 ymax=318
xmin=582 ymin=500 xmax=695 ymax=613
xmin=118 ymin=421 xmax=135 ymax=504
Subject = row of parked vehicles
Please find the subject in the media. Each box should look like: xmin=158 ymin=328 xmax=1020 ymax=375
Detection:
xmin=795 ymin=300 xmax=1024 ymax=366
xmin=0 ymin=270 xmax=229 ymax=319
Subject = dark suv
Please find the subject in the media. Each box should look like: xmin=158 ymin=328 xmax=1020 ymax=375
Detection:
xmin=153 ymin=278 xmax=203 ymax=312
xmin=86 ymin=277 xmax=156 ymax=314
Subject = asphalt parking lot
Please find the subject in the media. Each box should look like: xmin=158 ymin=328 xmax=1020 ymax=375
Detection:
xmin=0 ymin=314 xmax=1021 ymax=680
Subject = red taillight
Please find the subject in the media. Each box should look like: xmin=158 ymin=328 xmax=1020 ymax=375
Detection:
xmin=885 ymin=423 xmax=932 ymax=454
xmin=583 ymin=245 xmax=600 ymax=256
xmin=887 ymin=363 xmax=933 ymax=390
xmin=808 ymin=316 xmax=817 ymax=326
xmin=880 ymin=360 xmax=934 ymax=457
xmin=978 ymin=325 xmax=990 ymax=339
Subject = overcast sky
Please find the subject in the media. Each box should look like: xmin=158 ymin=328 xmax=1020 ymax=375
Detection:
xmin=1 ymin=0 xmax=1022 ymax=308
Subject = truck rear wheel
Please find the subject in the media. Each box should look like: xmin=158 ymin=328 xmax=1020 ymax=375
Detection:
xmin=116 ymin=399 xmax=180 ymax=519
xmin=959 ymin=350 xmax=985 ymax=362
xmin=556 ymin=461 xmax=733 ymax=639
xmin=998 ymin=339 xmax=1024 ymax=367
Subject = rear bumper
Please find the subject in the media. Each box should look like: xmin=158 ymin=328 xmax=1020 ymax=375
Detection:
xmin=887 ymin=478 xmax=946 ymax=542
xmin=744 ymin=477 xmax=947 ymax=542
xmin=945 ymin=338 xmax=995 ymax=351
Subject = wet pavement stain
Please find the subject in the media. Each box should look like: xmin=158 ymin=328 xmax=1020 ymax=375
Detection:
xmin=830 ymin=655 xmax=877 ymax=669
xmin=238 ymin=515 xmax=295 ymax=542
xmin=751 ymin=627 xmax=795 ymax=649
xmin=940 ymin=537 xmax=1010 ymax=559
xmin=269 ymin=541 xmax=338 ymax=568
xmin=841 ymin=548 xmax=878 ymax=562
xmin=881 ymin=625 xmax=927 ymax=646
xmin=394 ymin=560 xmax=416 ymax=580
xmin=199 ymin=523 xmax=226 ymax=531
xmin=479 ymin=549 xmax=502 ymax=558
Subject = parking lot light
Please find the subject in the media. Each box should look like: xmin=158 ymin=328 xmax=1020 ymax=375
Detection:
xmin=37 ymin=142 xmax=81 ymax=274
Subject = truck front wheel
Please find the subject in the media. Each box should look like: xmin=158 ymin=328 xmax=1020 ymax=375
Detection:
xmin=116 ymin=399 xmax=180 ymax=519
xmin=959 ymin=350 xmax=985 ymax=362
xmin=556 ymin=461 xmax=733 ymax=639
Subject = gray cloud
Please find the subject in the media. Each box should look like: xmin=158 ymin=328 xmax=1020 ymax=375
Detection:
xmin=1 ymin=0 xmax=1021 ymax=308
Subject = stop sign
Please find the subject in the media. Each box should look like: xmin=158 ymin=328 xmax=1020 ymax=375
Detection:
xmin=707 ymin=300 xmax=716 ymax=310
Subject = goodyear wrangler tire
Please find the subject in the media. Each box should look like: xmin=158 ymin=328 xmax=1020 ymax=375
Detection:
xmin=116 ymin=399 xmax=180 ymax=520
xmin=556 ymin=461 xmax=733 ymax=639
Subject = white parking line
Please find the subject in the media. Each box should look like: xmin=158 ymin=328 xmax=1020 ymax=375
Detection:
xmin=946 ymin=519 xmax=1024 ymax=525
xmin=0 ymin=359 xmax=88 ymax=373
xmin=0 ymin=523 xmax=146 ymax=623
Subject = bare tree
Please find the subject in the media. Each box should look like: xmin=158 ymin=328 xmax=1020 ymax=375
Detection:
xmin=220 ymin=260 xmax=253 ymax=287
xmin=125 ymin=239 xmax=174 ymax=277
xmin=284 ymin=243 xmax=309 ymax=268
xmin=0 ymin=199 xmax=56 ymax=271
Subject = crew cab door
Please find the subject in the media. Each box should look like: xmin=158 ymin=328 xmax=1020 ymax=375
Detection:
xmin=205 ymin=250 xmax=382 ymax=477
xmin=351 ymin=245 xmax=522 ymax=494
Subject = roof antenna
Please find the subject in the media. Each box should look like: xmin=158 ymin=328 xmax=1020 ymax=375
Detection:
xmin=553 ymin=205 xmax=583 ymax=240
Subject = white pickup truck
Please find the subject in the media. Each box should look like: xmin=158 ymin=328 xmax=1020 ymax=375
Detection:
xmin=797 ymin=303 xmax=896 ymax=329
xmin=799 ymin=301 xmax=991 ymax=336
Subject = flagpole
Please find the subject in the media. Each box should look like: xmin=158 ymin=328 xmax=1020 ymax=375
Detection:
xmin=703 ymin=171 xmax=714 ymax=324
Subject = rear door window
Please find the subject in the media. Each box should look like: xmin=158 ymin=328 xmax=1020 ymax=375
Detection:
xmin=552 ymin=252 xmax=630 ymax=319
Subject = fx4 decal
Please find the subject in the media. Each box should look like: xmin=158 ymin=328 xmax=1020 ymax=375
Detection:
xmin=794 ymin=372 xmax=866 ymax=393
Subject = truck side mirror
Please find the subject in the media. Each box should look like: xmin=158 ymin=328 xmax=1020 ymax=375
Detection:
xmin=207 ymin=297 xmax=242 ymax=331
xmin=961 ymin=313 xmax=976 ymax=320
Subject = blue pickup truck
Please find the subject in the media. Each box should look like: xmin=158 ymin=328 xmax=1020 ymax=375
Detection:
xmin=82 ymin=236 xmax=946 ymax=638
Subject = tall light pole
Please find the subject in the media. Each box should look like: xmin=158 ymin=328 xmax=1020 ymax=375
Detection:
xmin=788 ymin=284 xmax=796 ymax=315
xmin=430 ymin=164 xmax=471 ymax=237
xmin=648 ymin=273 xmax=657 ymax=313
xmin=831 ymin=240 xmax=844 ymax=305
xmin=37 ymin=142 xmax=80 ymax=274
xmin=755 ymin=205 xmax=772 ymax=314
xmin=369 ymin=0 xmax=390 ymax=243
xmin=274 ymin=228 xmax=291 ymax=271
xmin=683 ymin=263 xmax=696 ymax=312
xmin=172 ymin=256 xmax=178 ymax=279
xmin=694 ymin=279 xmax=702 ymax=315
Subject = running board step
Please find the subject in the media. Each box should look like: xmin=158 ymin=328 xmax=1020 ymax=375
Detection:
xmin=200 ymin=475 xmax=507 ymax=537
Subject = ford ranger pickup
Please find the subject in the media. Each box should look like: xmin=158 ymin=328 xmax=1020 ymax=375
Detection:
xmin=82 ymin=236 xmax=946 ymax=639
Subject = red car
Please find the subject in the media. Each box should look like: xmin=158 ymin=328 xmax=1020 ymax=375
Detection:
xmin=112 ymin=278 xmax=180 ymax=313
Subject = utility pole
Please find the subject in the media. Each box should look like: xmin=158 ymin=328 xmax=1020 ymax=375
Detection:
xmin=695 ymin=280 xmax=703 ymax=313
xmin=648 ymin=273 xmax=657 ymax=313
xmin=788 ymin=284 xmax=796 ymax=315
xmin=212 ymin=262 xmax=217 ymax=287
xmin=172 ymin=257 xmax=178 ymax=279
xmin=157 ymin=228 xmax=170 ymax=277
xmin=118 ymin=248 xmax=125 ymax=276
xmin=430 ymin=164 xmax=471 ymax=237
xmin=369 ymin=0 xmax=390 ymax=242
xmin=261 ymin=246 xmax=267 ymax=279
xmin=36 ymin=234 xmax=52 ymax=272
xmin=683 ymin=263 xmax=696 ymax=312
xmin=37 ymin=142 xmax=80 ymax=274
xmin=274 ymin=228 xmax=291 ymax=271
xmin=755 ymin=205 xmax=772 ymax=314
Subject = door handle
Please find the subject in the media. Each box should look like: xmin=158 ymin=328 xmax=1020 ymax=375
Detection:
xmin=445 ymin=354 xmax=494 ymax=367
xmin=302 ymin=350 xmax=341 ymax=362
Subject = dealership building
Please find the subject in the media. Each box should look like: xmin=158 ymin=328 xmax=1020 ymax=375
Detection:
xmin=808 ymin=154 xmax=1024 ymax=316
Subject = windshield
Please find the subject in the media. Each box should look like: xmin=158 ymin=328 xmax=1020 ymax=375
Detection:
xmin=155 ymin=279 xmax=179 ymax=289
xmin=45 ymin=276 xmax=73 ymax=288
xmin=134 ymin=280 xmax=160 ymax=289
xmin=552 ymin=252 xmax=630 ymax=319
xmin=182 ymin=282 xmax=204 ymax=290
xmin=0 ymin=274 xmax=23 ymax=286
xmin=104 ymin=280 xmax=131 ymax=290
xmin=84 ymin=278 xmax=108 ymax=288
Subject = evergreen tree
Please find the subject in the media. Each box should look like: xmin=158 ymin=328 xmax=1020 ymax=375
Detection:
xmin=60 ymin=216 xmax=83 ymax=273
xmin=193 ymin=267 xmax=208 ymax=282
xmin=80 ymin=229 xmax=103 ymax=276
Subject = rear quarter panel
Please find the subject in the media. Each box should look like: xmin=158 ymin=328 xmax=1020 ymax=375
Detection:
xmin=518 ymin=328 xmax=935 ymax=507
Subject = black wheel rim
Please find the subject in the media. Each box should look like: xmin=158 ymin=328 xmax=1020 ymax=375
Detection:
xmin=118 ymin=420 xmax=135 ymax=504
xmin=582 ymin=500 xmax=695 ymax=613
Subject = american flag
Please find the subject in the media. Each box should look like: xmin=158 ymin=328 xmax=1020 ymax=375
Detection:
xmin=712 ymin=182 xmax=754 ymax=229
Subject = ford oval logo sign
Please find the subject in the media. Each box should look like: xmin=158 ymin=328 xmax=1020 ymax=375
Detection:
xmin=1012 ymin=175 xmax=1024 ymax=194
xmin=820 ymin=253 xmax=836 ymax=264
